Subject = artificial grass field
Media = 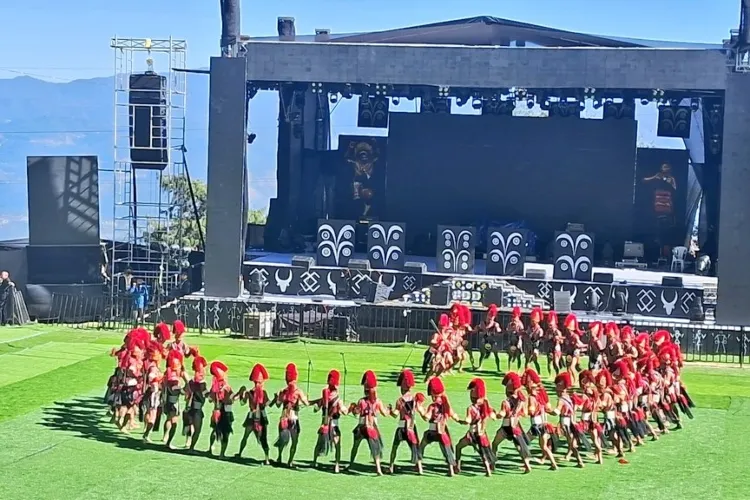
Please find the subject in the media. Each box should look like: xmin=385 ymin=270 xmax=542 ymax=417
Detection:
xmin=0 ymin=325 xmax=748 ymax=500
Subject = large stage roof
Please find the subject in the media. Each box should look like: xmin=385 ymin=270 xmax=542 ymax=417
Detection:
xmin=246 ymin=15 xmax=723 ymax=50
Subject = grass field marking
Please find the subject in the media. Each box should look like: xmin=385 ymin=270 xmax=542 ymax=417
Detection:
xmin=0 ymin=331 xmax=48 ymax=345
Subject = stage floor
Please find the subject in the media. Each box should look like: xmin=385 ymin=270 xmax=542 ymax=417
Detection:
xmin=246 ymin=251 xmax=716 ymax=289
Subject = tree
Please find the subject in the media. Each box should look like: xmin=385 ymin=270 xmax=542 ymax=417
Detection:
xmin=248 ymin=208 xmax=268 ymax=224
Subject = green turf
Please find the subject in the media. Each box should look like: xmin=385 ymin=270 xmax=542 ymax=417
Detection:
xmin=0 ymin=325 xmax=748 ymax=500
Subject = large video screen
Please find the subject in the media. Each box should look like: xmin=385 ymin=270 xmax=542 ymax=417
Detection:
xmin=386 ymin=113 xmax=637 ymax=250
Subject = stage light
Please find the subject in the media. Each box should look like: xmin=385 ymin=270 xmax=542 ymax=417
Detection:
xmin=613 ymin=291 xmax=627 ymax=315
xmin=456 ymin=96 xmax=467 ymax=106
xmin=438 ymin=86 xmax=450 ymax=97
xmin=472 ymin=97 xmax=483 ymax=110
xmin=392 ymin=96 xmax=400 ymax=105
xmin=329 ymin=93 xmax=339 ymax=104
xmin=342 ymin=84 xmax=353 ymax=99
xmin=640 ymin=98 xmax=649 ymax=105
xmin=526 ymin=98 xmax=535 ymax=109
xmin=374 ymin=84 xmax=386 ymax=96
xmin=592 ymin=99 xmax=602 ymax=109
xmin=696 ymin=254 xmax=711 ymax=276
xmin=691 ymin=98 xmax=700 ymax=111
xmin=310 ymin=82 xmax=323 ymax=94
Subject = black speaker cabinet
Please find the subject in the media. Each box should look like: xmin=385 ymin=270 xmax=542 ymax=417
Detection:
xmin=430 ymin=284 xmax=450 ymax=306
xmin=482 ymin=287 xmax=505 ymax=307
xmin=593 ymin=272 xmax=614 ymax=284
xmin=129 ymin=73 xmax=168 ymax=170
xmin=661 ymin=276 xmax=684 ymax=288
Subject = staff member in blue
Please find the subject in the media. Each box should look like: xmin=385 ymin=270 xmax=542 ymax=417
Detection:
xmin=129 ymin=277 xmax=150 ymax=324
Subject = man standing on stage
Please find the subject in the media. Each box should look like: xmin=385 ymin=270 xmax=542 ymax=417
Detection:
xmin=0 ymin=270 xmax=15 ymax=326
xmin=642 ymin=162 xmax=677 ymax=225
xmin=129 ymin=277 xmax=150 ymax=324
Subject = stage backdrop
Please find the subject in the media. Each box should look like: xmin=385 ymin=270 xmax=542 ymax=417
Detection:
xmin=386 ymin=113 xmax=637 ymax=253
xmin=634 ymin=148 xmax=689 ymax=258
xmin=336 ymin=135 xmax=387 ymax=220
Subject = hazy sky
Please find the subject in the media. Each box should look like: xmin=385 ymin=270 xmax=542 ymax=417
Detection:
xmin=0 ymin=0 xmax=741 ymax=82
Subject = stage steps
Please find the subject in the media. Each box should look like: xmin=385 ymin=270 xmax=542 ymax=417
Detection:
xmin=400 ymin=276 xmax=547 ymax=311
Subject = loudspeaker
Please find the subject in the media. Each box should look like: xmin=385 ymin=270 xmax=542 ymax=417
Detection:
xmin=430 ymin=284 xmax=450 ymax=306
xmin=593 ymin=272 xmax=614 ymax=284
xmin=482 ymin=288 xmax=504 ymax=308
xmin=348 ymin=259 xmax=371 ymax=271
xmin=525 ymin=269 xmax=547 ymax=280
xmin=661 ymin=276 xmax=684 ymax=288
xmin=129 ymin=73 xmax=168 ymax=170
xmin=291 ymin=256 xmax=315 ymax=270
xmin=26 ymin=156 xmax=100 ymax=246
xmin=404 ymin=261 xmax=427 ymax=274
xmin=27 ymin=245 xmax=103 ymax=285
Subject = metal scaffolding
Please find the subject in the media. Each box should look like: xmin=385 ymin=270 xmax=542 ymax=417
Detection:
xmin=110 ymin=37 xmax=188 ymax=300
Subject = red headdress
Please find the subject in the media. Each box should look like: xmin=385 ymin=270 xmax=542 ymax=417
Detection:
xmin=564 ymin=313 xmax=580 ymax=333
xmin=621 ymin=325 xmax=634 ymax=343
xmin=285 ymin=363 xmax=298 ymax=385
xmin=657 ymin=343 xmax=677 ymax=365
xmin=166 ymin=349 xmax=184 ymax=371
xmin=605 ymin=321 xmax=620 ymax=339
xmin=172 ymin=320 xmax=186 ymax=339
xmin=427 ymin=377 xmax=445 ymax=397
xmin=637 ymin=351 xmax=659 ymax=373
xmin=634 ymin=332 xmax=651 ymax=348
xmin=596 ymin=369 xmax=613 ymax=388
xmin=530 ymin=306 xmax=543 ymax=324
xmin=512 ymin=306 xmax=522 ymax=319
xmin=125 ymin=327 xmax=149 ymax=352
xmin=589 ymin=321 xmax=603 ymax=339
xmin=438 ymin=313 xmax=450 ymax=329
xmin=521 ymin=368 xmax=541 ymax=387
xmin=146 ymin=340 xmax=164 ymax=362
xmin=192 ymin=355 xmax=207 ymax=380
xmin=361 ymin=370 xmax=377 ymax=390
xmin=210 ymin=360 xmax=228 ymax=394
xmin=459 ymin=305 xmax=472 ymax=327
xmin=487 ymin=303 xmax=498 ymax=318
xmin=327 ymin=369 xmax=341 ymax=387
xmin=502 ymin=372 xmax=522 ymax=392
xmin=249 ymin=363 xmax=269 ymax=405
xmin=547 ymin=310 xmax=558 ymax=327
xmin=579 ymin=369 xmax=595 ymax=388
xmin=554 ymin=372 xmax=573 ymax=390
xmin=653 ymin=329 xmax=672 ymax=346
xmin=396 ymin=369 xmax=415 ymax=390
xmin=612 ymin=359 xmax=631 ymax=379
xmin=450 ymin=303 xmax=461 ymax=323
xmin=467 ymin=378 xmax=487 ymax=399
xmin=153 ymin=322 xmax=171 ymax=344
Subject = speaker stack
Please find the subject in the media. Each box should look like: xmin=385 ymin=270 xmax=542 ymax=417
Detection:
xmin=129 ymin=73 xmax=168 ymax=170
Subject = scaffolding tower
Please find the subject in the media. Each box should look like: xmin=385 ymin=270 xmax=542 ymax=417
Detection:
xmin=110 ymin=37 xmax=188 ymax=300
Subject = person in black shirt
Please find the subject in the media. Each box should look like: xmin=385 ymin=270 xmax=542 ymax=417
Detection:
xmin=0 ymin=270 xmax=15 ymax=326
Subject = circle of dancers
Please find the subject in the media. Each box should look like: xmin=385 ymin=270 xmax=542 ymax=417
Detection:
xmin=105 ymin=309 xmax=694 ymax=476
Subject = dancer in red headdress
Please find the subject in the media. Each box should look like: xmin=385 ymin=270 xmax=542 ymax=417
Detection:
xmin=389 ymin=369 xmax=422 ymax=475
xmin=578 ymin=370 xmax=604 ymax=464
xmin=553 ymin=372 xmax=585 ymax=467
xmin=162 ymin=350 xmax=186 ymax=448
xmin=312 ymin=369 xmax=348 ymax=472
xmin=141 ymin=340 xmax=164 ymax=443
xmin=272 ymin=363 xmax=309 ymax=467
xmin=604 ymin=322 xmax=624 ymax=367
xmin=587 ymin=321 xmax=605 ymax=370
xmin=455 ymin=305 xmax=474 ymax=371
xmin=492 ymin=372 xmax=533 ymax=473
xmin=506 ymin=306 xmax=524 ymax=372
xmin=184 ymin=355 xmax=208 ymax=451
xmin=420 ymin=377 xmax=458 ymax=476
xmin=611 ymin=359 xmax=642 ymax=450
xmin=563 ymin=314 xmax=586 ymax=385
xmin=524 ymin=306 xmax=544 ymax=374
xmin=522 ymin=368 xmax=558 ymax=470
xmin=455 ymin=378 xmax=495 ymax=476
xmin=425 ymin=314 xmax=453 ymax=381
xmin=237 ymin=363 xmax=271 ymax=463
xmin=596 ymin=368 xmax=626 ymax=458
xmin=208 ymin=360 xmax=236 ymax=458
xmin=476 ymin=304 xmax=502 ymax=372
xmin=167 ymin=320 xmax=191 ymax=357
xmin=347 ymin=370 xmax=389 ymax=475
xmin=117 ymin=328 xmax=148 ymax=432
xmin=545 ymin=311 xmax=564 ymax=376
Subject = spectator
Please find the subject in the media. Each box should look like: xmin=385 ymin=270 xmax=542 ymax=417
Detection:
xmin=129 ymin=278 xmax=150 ymax=324
xmin=0 ymin=270 xmax=15 ymax=326
xmin=169 ymin=271 xmax=192 ymax=300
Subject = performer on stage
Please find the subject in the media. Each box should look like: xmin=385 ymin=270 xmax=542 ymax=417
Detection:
xmin=162 ymin=351 xmax=185 ymax=449
xmin=208 ymin=360 xmax=236 ymax=458
xmin=420 ymin=377 xmax=458 ymax=476
xmin=312 ymin=369 xmax=348 ymax=472
xmin=237 ymin=363 xmax=271 ymax=463
xmin=546 ymin=310 xmax=564 ymax=376
xmin=272 ymin=363 xmax=309 ymax=467
xmin=492 ymin=372 xmax=533 ymax=473
xmin=455 ymin=378 xmax=494 ymax=476
xmin=553 ymin=372 xmax=585 ymax=468
xmin=389 ymin=369 xmax=422 ymax=475
xmin=524 ymin=306 xmax=544 ymax=373
xmin=476 ymin=304 xmax=502 ymax=372
xmin=183 ymin=355 xmax=208 ymax=451
xmin=522 ymin=368 xmax=558 ymax=470
xmin=347 ymin=370 xmax=389 ymax=475
xmin=506 ymin=307 xmax=524 ymax=372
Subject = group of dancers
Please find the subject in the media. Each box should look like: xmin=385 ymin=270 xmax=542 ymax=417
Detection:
xmin=105 ymin=308 xmax=694 ymax=476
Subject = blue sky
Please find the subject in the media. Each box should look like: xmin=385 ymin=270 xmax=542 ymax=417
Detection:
xmin=0 ymin=0 xmax=741 ymax=82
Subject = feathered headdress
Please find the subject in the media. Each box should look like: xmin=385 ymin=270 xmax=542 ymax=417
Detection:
xmin=512 ymin=306 xmax=522 ymax=319
xmin=634 ymin=332 xmax=651 ymax=348
xmin=172 ymin=320 xmax=186 ymax=338
xmin=459 ymin=305 xmax=472 ymax=327
xmin=502 ymin=372 xmax=522 ymax=392
xmin=250 ymin=363 xmax=269 ymax=383
xmin=210 ymin=360 xmax=228 ymax=379
xmin=467 ymin=378 xmax=487 ymax=399
xmin=285 ymin=363 xmax=298 ymax=384
xmin=579 ymin=369 xmax=595 ymax=388
xmin=192 ymin=355 xmax=207 ymax=376
xmin=596 ymin=369 xmax=613 ymax=388
xmin=396 ymin=369 xmax=415 ymax=390
xmin=554 ymin=372 xmax=573 ymax=390
xmin=146 ymin=340 xmax=164 ymax=362
xmin=547 ymin=310 xmax=558 ymax=327
xmin=621 ymin=325 xmax=634 ymax=343
xmin=361 ymin=370 xmax=377 ymax=390
xmin=438 ymin=313 xmax=450 ymax=328
xmin=564 ymin=314 xmax=580 ymax=333
xmin=530 ymin=306 xmax=543 ymax=324
xmin=487 ymin=303 xmax=498 ymax=318
xmin=427 ymin=377 xmax=445 ymax=396
xmin=327 ymin=369 xmax=341 ymax=387
xmin=153 ymin=323 xmax=171 ymax=344
xmin=521 ymin=368 xmax=541 ymax=387
xmin=653 ymin=329 xmax=672 ymax=346
xmin=605 ymin=321 xmax=620 ymax=339
xmin=166 ymin=349 xmax=184 ymax=371
xmin=612 ymin=359 xmax=631 ymax=379
xmin=589 ymin=321 xmax=603 ymax=339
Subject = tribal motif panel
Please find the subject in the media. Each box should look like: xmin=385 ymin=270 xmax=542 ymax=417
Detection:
xmin=486 ymin=227 xmax=526 ymax=277
xmin=316 ymin=219 xmax=355 ymax=267
xmin=437 ymin=226 xmax=475 ymax=274
xmin=552 ymin=231 xmax=594 ymax=281
xmin=367 ymin=222 xmax=405 ymax=270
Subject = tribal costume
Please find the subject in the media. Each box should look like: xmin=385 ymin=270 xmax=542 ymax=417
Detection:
xmin=115 ymin=328 xmax=149 ymax=432
xmin=524 ymin=306 xmax=544 ymax=374
xmin=545 ymin=311 xmax=564 ymax=376
xmin=141 ymin=342 xmax=163 ymax=442
xmin=161 ymin=352 xmax=185 ymax=449
xmin=209 ymin=360 xmax=235 ymax=458
xmin=455 ymin=378 xmax=494 ymax=476
xmin=237 ymin=363 xmax=271 ymax=463
xmin=313 ymin=369 xmax=347 ymax=472
xmin=184 ymin=356 xmax=208 ymax=451
xmin=506 ymin=307 xmax=524 ymax=372
xmin=563 ymin=314 xmax=585 ymax=384
xmin=578 ymin=370 xmax=604 ymax=464
xmin=522 ymin=368 xmax=558 ymax=469
xmin=425 ymin=314 xmax=453 ymax=380
xmin=348 ymin=370 xmax=388 ymax=475
xmin=476 ymin=304 xmax=502 ymax=372
xmin=554 ymin=372 xmax=585 ymax=467
xmin=587 ymin=321 xmax=606 ymax=370
xmin=389 ymin=369 xmax=422 ymax=474
xmin=493 ymin=372 xmax=533 ymax=473
xmin=420 ymin=377 xmax=457 ymax=476
xmin=273 ymin=363 xmax=308 ymax=467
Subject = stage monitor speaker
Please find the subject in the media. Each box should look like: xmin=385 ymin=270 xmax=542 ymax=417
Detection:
xmin=525 ymin=269 xmax=547 ymax=280
xmin=482 ymin=288 xmax=504 ymax=308
xmin=291 ymin=256 xmax=315 ymax=270
xmin=430 ymin=284 xmax=450 ymax=306
xmin=26 ymin=156 xmax=100 ymax=247
xmin=661 ymin=276 xmax=684 ymax=288
xmin=348 ymin=259 xmax=371 ymax=271
xmin=128 ymin=73 xmax=168 ymax=170
xmin=26 ymin=245 xmax=103 ymax=285
xmin=657 ymin=105 xmax=692 ymax=139
xmin=593 ymin=272 xmax=614 ymax=284
xmin=404 ymin=261 xmax=427 ymax=274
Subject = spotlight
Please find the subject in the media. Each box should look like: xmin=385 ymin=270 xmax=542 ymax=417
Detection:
xmin=640 ymin=98 xmax=650 ymax=105
xmin=696 ymin=254 xmax=711 ymax=276
xmin=456 ymin=96 xmax=467 ymax=107
xmin=342 ymin=84 xmax=353 ymax=99
xmin=310 ymin=82 xmax=324 ymax=94
xmin=691 ymin=98 xmax=700 ymax=112
xmin=374 ymin=84 xmax=386 ymax=96
xmin=526 ymin=98 xmax=535 ymax=109
xmin=438 ymin=86 xmax=450 ymax=97
xmin=472 ymin=97 xmax=483 ymax=110
xmin=613 ymin=291 xmax=627 ymax=315
xmin=593 ymin=99 xmax=602 ymax=109
xmin=329 ymin=93 xmax=339 ymax=104
xmin=392 ymin=96 xmax=400 ymax=105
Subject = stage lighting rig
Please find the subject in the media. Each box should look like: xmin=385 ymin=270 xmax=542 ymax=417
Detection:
xmin=526 ymin=98 xmax=535 ymax=109
xmin=342 ymin=84 xmax=353 ymax=99
xmin=329 ymin=93 xmax=339 ymax=104
xmin=374 ymin=84 xmax=387 ymax=96
xmin=691 ymin=98 xmax=700 ymax=111
xmin=652 ymin=89 xmax=665 ymax=102
xmin=310 ymin=82 xmax=324 ymax=94
xmin=392 ymin=96 xmax=400 ymax=105
xmin=438 ymin=86 xmax=450 ymax=97
xmin=584 ymin=87 xmax=596 ymax=99
xmin=472 ymin=96 xmax=483 ymax=110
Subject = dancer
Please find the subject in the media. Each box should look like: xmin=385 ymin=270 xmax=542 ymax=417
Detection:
xmin=141 ymin=341 xmax=163 ymax=443
xmin=587 ymin=321 xmax=605 ymax=369
xmin=492 ymin=372 xmax=533 ymax=473
xmin=578 ymin=370 xmax=604 ymax=464
xmin=272 ymin=363 xmax=309 ymax=467
xmin=162 ymin=351 xmax=185 ymax=449
xmin=420 ymin=377 xmax=458 ymax=476
xmin=522 ymin=368 xmax=558 ymax=470
xmin=506 ymin=307 xmax=524 ymax=372
xmin=546 ymin=310 xmax=564 ymax=376
xmin=183 ymin=355 xmax=208 ymax=451
xmin=456 ymin=305 xmax=474 ymax=371
xmin=553 ymin=372 xmax=585 ymax=468
xmin=563 ymin=314 xmax=586 ymax=384
xmin=596 ymin=368 xmax=628 ymax=458
xmin=312 ymin=369 xmax=347 ymax=472
xmin=389 ymin=369 xmax=422 ymax=475
xmin=237 ymin=363 xmax=271 ymax=463
xmin=455 ymin=378 xmax=494 ymax=476
xmin=208 ymin=360 xmax=236 ymax=458
xmin=524 ymin=306 xmax=544 ymax=373
xmin=347 ymin=370 xmax=389 ymax=475
xmin=476 ymin=304 xmax=502 ymax=372
xmin=426 ymin=314 xmax=453 ymax=380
